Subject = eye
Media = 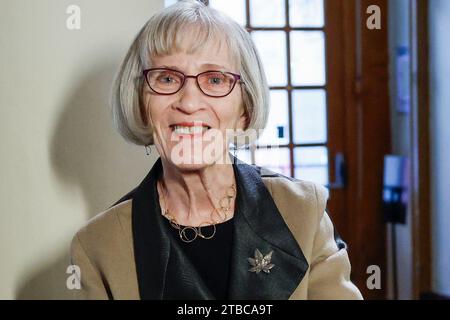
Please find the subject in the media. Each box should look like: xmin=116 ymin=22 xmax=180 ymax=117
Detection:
xmin=206 ymin=73 xmax=226 ymax=85
xmin=156 ymin=71 xmax=180 ymax=84
xmin=158 ymin=75 xmax=175 ymax=83
xmin=209 ymin=77 xmax=222 ymax=84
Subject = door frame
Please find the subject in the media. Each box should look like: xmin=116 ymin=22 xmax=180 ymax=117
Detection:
xmin=410 ymin=0 xmax=432 ymax=299
xmin=326 ymin=0 xmax=391 ymax=299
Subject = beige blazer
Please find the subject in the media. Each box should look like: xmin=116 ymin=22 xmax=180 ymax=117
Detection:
xmin=70 ymin=157 xmax=363 ymax=300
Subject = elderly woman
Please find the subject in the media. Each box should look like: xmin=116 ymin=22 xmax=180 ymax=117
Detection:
xmin=70 ymin=0 xmax=362 ymax=300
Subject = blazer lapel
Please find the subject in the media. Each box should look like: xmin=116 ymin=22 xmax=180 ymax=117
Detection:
xmin=131 ymin=158 xmax=214 ymax=300
xmin=131 ymin=158 xmax=169 ymax=299
xmin=228 ymin=156 xmax=309 ymax=300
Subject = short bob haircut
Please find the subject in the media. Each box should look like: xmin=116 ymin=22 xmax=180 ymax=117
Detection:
xmin=111 ymin=0 xmax=269 ymax=147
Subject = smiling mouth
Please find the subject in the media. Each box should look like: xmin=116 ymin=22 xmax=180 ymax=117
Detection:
xmin=170 ymin=124 xmax=212 ymax=135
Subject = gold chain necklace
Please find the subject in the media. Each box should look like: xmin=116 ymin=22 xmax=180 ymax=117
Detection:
xmin=157 ymin=179 xmax=236 ymax=243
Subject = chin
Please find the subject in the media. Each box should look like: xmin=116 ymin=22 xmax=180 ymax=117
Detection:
xmin=166 ymin=147 xmax=229 ymax=171
xmin=171 ymin=162 xmax=210 ymax=172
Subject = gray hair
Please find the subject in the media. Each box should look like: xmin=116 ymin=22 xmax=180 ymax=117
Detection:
xmin=110 ymin=0 xmax=269 ymax=146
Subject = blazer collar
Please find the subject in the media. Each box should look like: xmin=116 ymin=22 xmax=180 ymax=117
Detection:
xmin=130 ymin=155 xmax=309 ymax=300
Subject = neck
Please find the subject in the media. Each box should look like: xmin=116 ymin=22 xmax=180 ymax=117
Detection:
xmin=158 ymin=154 xmax=236 ymax=227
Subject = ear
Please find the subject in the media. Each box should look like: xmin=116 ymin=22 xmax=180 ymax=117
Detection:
xmin=237 ymin=108 xmax=249 ymax=131
xmin=139 ymin=99 xmax=149 ymax=126
xmin=139 ymin=86 xmax=150 ymax=126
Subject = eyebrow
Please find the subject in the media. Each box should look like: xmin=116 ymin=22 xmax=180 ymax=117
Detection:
xmin=201 ymin=63 xmax=228 ymax=70
xmin=158 ymin=64 xmax=230 ymax=72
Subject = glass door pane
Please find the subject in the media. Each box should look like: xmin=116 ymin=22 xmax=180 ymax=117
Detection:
xmin=257 ymin=90 xmax=290 ymax=146
xmin=210 ymin=0 xmax=246 ymax=26
xmin=250 ymin=0 xmax=285 ymax=27
xmin=252 ymin=31 xmax=288 ymax=86
xmin=290 ymin=31 xmax=326 ymax=86
xmin=294 ymin=146 xmax=329 ymax=185
xmin=289 ymin=0 xmax=324 ymax=27
xmin=292 ymin=89 xmax=327 ymax=144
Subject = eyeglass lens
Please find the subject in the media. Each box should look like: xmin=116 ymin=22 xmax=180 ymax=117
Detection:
xmin=146 ymin=69 xmax=236 ymax=97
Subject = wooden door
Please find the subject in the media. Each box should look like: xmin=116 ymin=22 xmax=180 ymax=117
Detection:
xmin=326 ymin=0 xmax=390 ymax=299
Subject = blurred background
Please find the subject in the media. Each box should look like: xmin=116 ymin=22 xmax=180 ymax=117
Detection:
xmin=0 ymin=0 xmax=448 ymax=299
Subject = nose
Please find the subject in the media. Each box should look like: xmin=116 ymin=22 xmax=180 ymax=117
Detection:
xmin=175 ymin=76 xmax=204 ymax=114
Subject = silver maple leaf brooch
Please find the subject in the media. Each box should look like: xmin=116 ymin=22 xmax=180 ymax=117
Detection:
xmin=248 ymin=249 xmax=275 ymax=274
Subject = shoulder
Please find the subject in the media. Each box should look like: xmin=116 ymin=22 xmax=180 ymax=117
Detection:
xmin=69 ymin=198 xmax=139 ymax=299
xmin=258 ymin=167 xmax=329 ymax=218
xmin=72 ymin=199 xmax=133 ymax=257
xmin=255 ymin=167 xmax=330 ymax=251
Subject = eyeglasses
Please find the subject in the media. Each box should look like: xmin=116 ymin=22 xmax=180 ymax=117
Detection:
xmin=142 ymin=68 xmax=243 ymax=98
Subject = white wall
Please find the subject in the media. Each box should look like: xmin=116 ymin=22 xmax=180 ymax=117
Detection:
xmin=0 ymin=0 xmax=162 ymax=299
xmin=429 ymin=0 xmax=450 ymax=297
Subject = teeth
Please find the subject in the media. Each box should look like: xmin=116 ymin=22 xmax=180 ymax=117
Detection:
xmin=172 ymin=126 xmax=209 ymax=134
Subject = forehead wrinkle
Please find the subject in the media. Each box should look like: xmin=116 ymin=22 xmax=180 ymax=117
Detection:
xmin=150 ymin=40 xmax=239 ymax=72
xmin=148 ymin=21 xmax=239 ymax=70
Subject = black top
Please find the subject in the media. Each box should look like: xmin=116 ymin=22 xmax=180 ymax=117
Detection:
xmin=165 ymin=218 xmax=235 ymax=299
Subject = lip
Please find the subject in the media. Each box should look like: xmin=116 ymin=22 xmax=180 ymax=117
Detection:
xmin=170 ymin=121 xmax=211 ymax=128
xmin=169 ymin=121 xmax=212 ymax=138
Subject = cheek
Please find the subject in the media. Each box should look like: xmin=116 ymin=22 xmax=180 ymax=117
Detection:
xmin=141 ymin=90 xmax=153 ymax=121
xmin=224 ymin=96 xmax=245 ymax=127
xmin=144 ymin=94 xmax=167 ymax=127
